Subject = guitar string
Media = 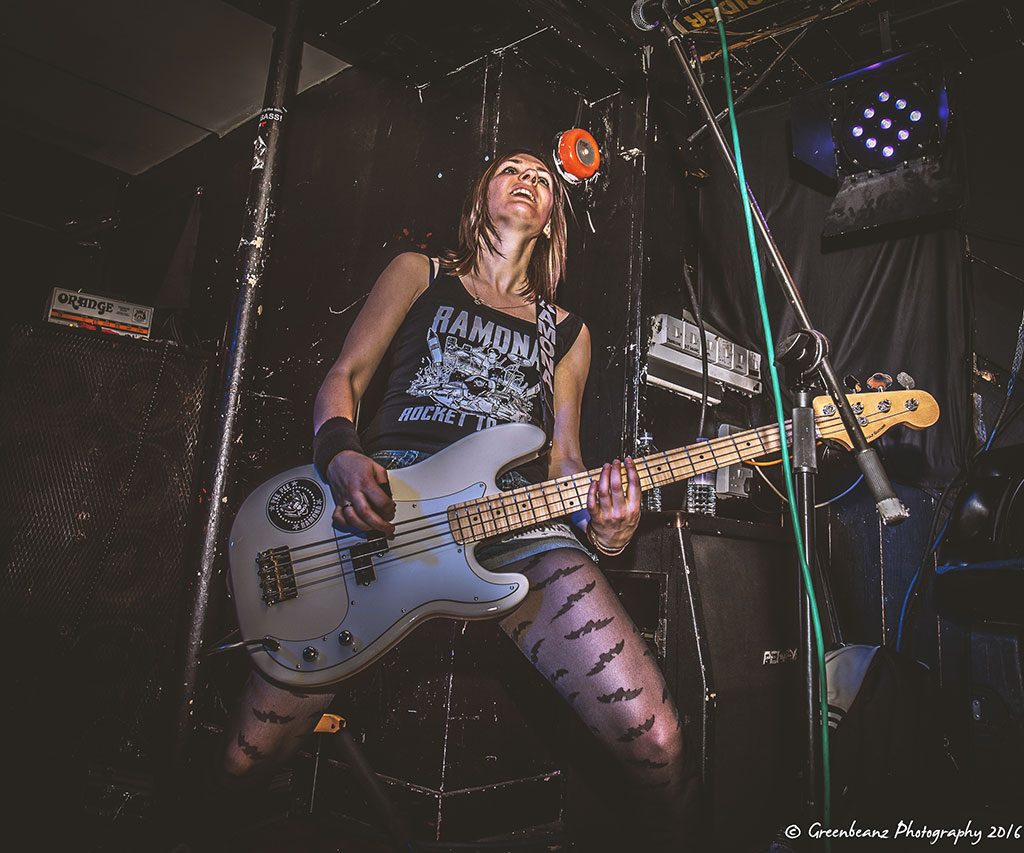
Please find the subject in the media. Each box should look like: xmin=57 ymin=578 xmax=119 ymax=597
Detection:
xmin=429 ymin=401 xmax=882 ymax=539
xmin=274 ymin=405 xmax=918 ymax=591
xmin=278 ymin=401 xmax=918 ymax=559
xmin=451 ymin=414 xmax=797 ymax=540
xmin=255 ymin=405 xmax=922 ymax=596
xmin=278 ymin=419 xmax=796 ymax=566
xmin=282 ymin=416 xmax=789 ymax=558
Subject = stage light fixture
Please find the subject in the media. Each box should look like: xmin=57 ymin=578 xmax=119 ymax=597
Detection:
xmin=790 ymin=53 xmax=959 ymax=238
xmin=551 ymin=128 xmax=600 ymax=184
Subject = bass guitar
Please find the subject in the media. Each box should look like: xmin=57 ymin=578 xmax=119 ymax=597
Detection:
xmin=228 ymin=389 xmax=938 ymax=688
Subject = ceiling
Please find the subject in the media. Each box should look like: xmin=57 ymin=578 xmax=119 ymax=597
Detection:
xmin=2 ymin=0 xmax=348 ymax=175
xmin=3 ymin=0 xmax=1022 ymax=176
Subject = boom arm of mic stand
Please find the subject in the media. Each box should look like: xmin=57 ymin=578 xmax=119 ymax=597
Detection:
xmin=660 ymin=24 xmax=909 ymax=525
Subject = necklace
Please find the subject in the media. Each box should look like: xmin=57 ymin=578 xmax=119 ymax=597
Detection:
xmin=466 ymin=276 xmax=533 ymax=311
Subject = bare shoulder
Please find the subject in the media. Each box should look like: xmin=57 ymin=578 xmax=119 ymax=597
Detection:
xmin=380 ymin=252 xmax=431 ymax=284
xmin=371 ymin=252 xmax=432 ymax=304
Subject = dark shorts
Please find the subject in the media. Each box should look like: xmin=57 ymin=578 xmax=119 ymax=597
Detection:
xmin=370 ymin=449 xmax=594 ymax=570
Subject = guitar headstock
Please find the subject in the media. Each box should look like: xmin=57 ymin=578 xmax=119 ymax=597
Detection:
xmin=813 ymin=390 xmax=939 ymax=449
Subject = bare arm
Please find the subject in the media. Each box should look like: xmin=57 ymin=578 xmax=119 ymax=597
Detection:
xmin=315 ymin=252 xmax=431 ymax=534
xmin=548 ymin=323 xmax=641 ymax=553
xmin=314 ymin=252 xmax=430 ymax=429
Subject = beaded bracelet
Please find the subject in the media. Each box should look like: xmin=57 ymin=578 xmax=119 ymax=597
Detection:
xmin=313 ymin=416 xmax=363 ymax=480
xmin=586 ymin=521 xmax=628 ymax=557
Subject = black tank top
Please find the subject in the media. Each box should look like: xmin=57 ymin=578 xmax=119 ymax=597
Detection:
xmin=363 ymin=268 xmax=584 ymax=481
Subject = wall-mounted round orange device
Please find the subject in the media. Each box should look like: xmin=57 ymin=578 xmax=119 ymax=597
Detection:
xmin=552 ymin=128 xmax=600 ymax=184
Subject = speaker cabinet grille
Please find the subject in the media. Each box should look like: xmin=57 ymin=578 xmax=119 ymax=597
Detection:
xmin=0 ymin=323 xmax=210 ymax=773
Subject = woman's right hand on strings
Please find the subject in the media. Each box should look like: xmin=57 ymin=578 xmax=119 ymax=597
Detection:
xmin=326 ymin=450 xmax=397 ymax=536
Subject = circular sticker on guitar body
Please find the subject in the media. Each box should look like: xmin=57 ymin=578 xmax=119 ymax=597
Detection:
xmin=267 ymin=478 xmax=326 ymax=531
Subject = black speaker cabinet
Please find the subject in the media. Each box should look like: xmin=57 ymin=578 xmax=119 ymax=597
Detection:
xmin=603 ymin=512 xmax=803 ymax=851
xmin=0 ymin=323 xmax=211 ymax=827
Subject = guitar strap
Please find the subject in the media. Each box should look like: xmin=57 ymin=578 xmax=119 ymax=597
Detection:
xmin=535 ymin=295 xmax=557 ymax=449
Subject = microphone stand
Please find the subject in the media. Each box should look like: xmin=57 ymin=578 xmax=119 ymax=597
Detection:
xmin=776 ymin=328 xmax=832 ymax=827
xmin=653 ymin=15 xmax=910 ymax=830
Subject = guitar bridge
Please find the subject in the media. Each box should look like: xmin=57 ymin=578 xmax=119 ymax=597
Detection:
xmin=256 ymin=546 xmax=297 ymax=605
xmin=349 ymin=533 xmax=388 ymax=586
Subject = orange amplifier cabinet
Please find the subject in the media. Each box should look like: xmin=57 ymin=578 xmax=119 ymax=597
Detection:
xmin=47 ymin=287 xmax=154 ymax=339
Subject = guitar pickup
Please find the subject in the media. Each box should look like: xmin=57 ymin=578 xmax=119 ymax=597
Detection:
xmin=256 ymin=546 xmax=297 ymax=605
xmin=349 ymin=533 xmax=388 ymax=586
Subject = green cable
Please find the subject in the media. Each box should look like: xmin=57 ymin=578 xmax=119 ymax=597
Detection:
xmin=707 ymin=0 xmax=832 ymax=831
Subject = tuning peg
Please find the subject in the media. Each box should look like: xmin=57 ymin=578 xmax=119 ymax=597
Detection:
xmin=844 ymin=374 xmax=862 ymax=392
xmin=896 ymin=371 xmax=915 ymax=390
xmin=867 ymin=372 xmax=893 ymax=391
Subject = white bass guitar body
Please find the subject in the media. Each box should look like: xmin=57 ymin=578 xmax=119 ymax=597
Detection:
xmin=228 ymin=423 xmax=544 ymax=689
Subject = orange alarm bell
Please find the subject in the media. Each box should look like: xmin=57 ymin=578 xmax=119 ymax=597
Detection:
xmin=552 ymin=128 xmax=600 ymax=184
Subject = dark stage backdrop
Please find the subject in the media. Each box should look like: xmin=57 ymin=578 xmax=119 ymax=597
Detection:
xmin=697 ymin=102 xmax=969 ymax=490
xmin=958 ymin=50 xmax=1024 ymax=453
xmin=688 ymin=57 xmax=1024 ymax=796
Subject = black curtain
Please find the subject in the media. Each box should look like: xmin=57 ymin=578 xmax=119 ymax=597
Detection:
xmin=697 ymin=100 xmax=968 ymax=489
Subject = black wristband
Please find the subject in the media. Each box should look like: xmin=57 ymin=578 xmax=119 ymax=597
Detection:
xmin=313 ymin=417 xmax=363 ymax=479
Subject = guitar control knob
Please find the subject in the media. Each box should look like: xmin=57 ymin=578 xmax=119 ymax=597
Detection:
xmin=302 ymin=646 xmax=319 ymax=662
xmin=338 ymin=631 xmax=354 ymax=646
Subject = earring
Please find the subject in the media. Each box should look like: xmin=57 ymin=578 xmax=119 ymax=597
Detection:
xmin=543 ymin=222 xmax=551 ymax=238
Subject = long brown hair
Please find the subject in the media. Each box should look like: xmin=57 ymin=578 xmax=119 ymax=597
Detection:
xmin=439 ymin=149 xmax=568 ymax=303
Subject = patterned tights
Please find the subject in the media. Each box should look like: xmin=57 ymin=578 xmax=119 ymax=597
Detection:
xmin=222 ymin=548 xmax=701 ymax=847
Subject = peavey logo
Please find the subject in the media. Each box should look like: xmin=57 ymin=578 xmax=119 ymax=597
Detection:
xmin=58 ymin=292 xmax=115 ymax=315
xmin=763 ymin=648 xmax=798 ymax=665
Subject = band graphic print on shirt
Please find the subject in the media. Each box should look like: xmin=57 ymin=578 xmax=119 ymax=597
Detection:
xmin=399 ymin=304 xmax=541 ymax=432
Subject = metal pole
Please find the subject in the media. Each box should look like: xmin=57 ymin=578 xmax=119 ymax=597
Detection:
xmin=660 ymin=24 xmax=908 ymax=527
xmin=793 ymin=387 xmax=822 ymax=814
xmin=174 ymin=0 xmax=305 ymax=767
xmin=622 ymin=92 xmax=650 ymax=457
